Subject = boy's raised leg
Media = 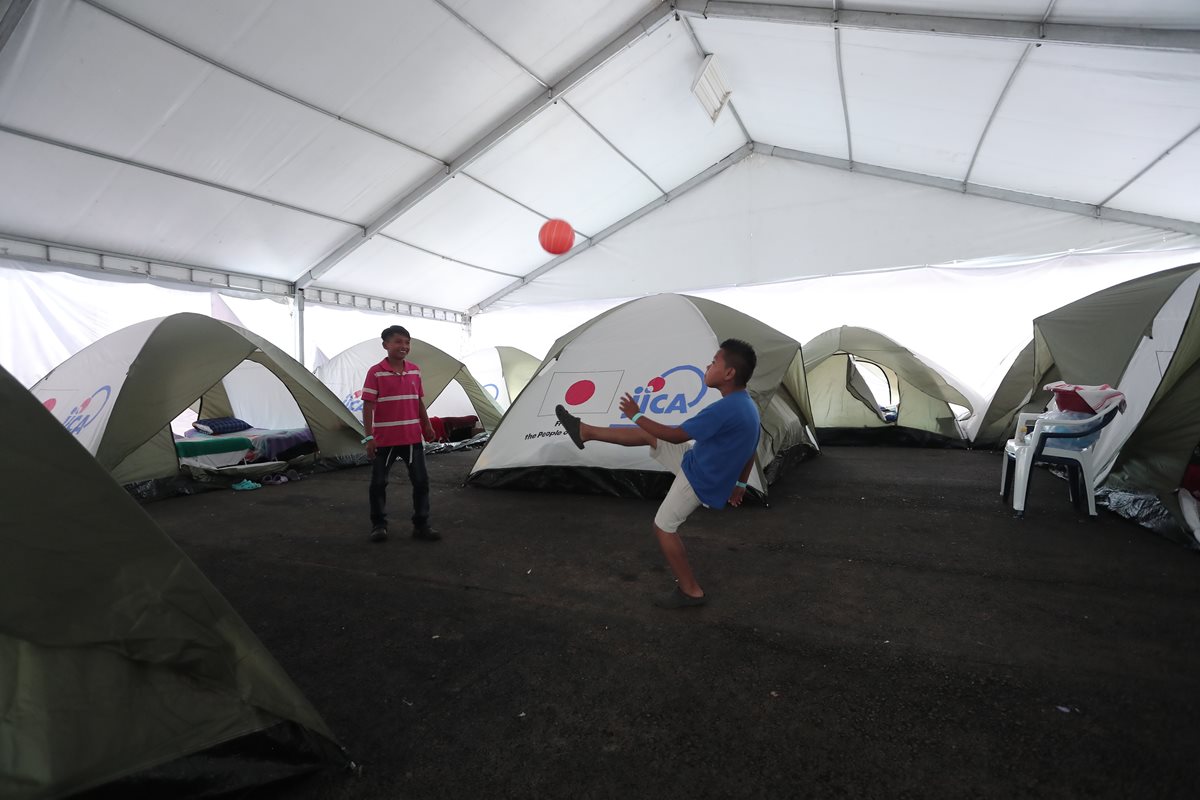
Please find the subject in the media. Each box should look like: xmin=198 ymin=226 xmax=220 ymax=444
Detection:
xmin=556 ymin=404 xmax=655 ymax=448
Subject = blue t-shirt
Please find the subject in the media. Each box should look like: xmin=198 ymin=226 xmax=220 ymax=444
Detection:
xmin=680 ymin=390 xmax=761 ymax=508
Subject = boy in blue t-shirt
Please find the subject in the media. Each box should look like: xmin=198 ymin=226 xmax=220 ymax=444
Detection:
xmin=556 ymin=339 xmax=761 ymax=609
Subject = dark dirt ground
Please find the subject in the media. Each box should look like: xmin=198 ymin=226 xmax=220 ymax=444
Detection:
xmin=144 ymin=446 xmax=1200 ymax=799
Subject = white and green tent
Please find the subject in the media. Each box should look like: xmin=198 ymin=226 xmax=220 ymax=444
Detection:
xmin=316 ymin=337 xmax=503 ymax=431
xmin=29 ymin=313 xmax=363 ymax=485
xmin=802 ymin=326 xmax=976 ymax=446
xmin=973 ymin=263 xmax=1200 ymax=541
xmin=462 ymin=346 xmax=541 ymax=411
xmin=1 ymin=364 xmax=345 ymax=798
xmin=468 ymin=293 xmax=816 ymax=497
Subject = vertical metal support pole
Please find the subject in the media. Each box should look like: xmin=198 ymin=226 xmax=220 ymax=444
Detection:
xmin=294 ymin=288 xmax=306 ymax=367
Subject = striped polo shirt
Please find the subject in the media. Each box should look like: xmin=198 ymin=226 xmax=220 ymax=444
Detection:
xmin=362 ymin=358 xmax=425 ymax=446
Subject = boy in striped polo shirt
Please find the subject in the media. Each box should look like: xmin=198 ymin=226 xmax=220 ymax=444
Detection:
xmin=362 ymin=325 xmax=439 ymax=543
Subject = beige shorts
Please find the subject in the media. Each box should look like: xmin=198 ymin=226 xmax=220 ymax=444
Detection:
xmin=651 ymin=440 xmax=703 ymax=533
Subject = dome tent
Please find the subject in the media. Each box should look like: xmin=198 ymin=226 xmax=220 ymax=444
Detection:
xmin=972 ymin=263 xmax=1200 ymax=545
xmin=317 ymin=337 xmax=504 ymax=432
xmin=462 ymin=345 xmax=541 ymax=410
xmin=29 ymin=313 xmax=363 ymax=485
xmin=802 ymin=326 xmax=976 ymax=447
xmin=468 ymin=293 xmax=816 ymax=498
xmin=0 ymin=363 xmax=346 ymax=798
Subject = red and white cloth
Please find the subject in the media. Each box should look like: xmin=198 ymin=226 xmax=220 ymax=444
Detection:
xmin=1044 ymin=381 xmax=1127 ymax=415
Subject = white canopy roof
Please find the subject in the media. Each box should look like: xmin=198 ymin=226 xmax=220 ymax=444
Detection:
xmin=1 ymin=0 xmax=1198 ymax=315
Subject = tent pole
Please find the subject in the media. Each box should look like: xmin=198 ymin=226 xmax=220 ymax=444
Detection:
xmin=294 ymin=290 xmax=306 ymax=368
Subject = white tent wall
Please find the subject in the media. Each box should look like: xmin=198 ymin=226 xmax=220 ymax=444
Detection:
xmin=469 ymin=246 xmax=1200 ymax=432
xmin=303 ymin=303 xmax=468 ymax=369
xmin=219 ymin=360 xmax=308 ymax=431
xmin=426 ymin=378 xmax=477 ymax=421
xmin=0 ymin=259 xmax=294 ymax=387
xmin=484 ymin=155 xmax=1200 ymax=311
xmin=469 ymin=297 xmax=630 ymax=362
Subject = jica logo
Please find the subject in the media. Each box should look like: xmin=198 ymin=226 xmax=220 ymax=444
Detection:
xmin=59 ymin=385 xmax=112 ymax=436
xmin=343 ymin=389 xmax=364 ymax=413
xmin=623 ymin=365 xmax=707 ymax=417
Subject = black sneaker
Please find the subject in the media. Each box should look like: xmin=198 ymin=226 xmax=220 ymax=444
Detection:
xmin=554 ymin=404 xmax=585 ymax=449
xmin=413 ymin=525 xmax=441 ymax=541
xmin=369 ymin=525 xmax=388 ymax=543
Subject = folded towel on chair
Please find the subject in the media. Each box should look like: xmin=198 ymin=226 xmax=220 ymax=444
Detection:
xmin=1044 ymin=382 xmax=1127 ymax=415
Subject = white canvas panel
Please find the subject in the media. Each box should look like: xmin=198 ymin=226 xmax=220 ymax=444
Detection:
xmin=465 ymin=102 xmax=661 ymax=237
xmin=316 ymin=236 xmax=515 ymax=311
xmin=0 ymin=0 xmax=210 ymax=154
xmin=176 ymin=197 xmax=356 ymax=282
xmin=690 ymin=248 xmax=1200 ymax=421
xmin=219 ymin=294 xmax=297 ymax=358
xmin=381 ymin=176 xmax=554 ymax=277
xmin=1051 ymin=0 xmax=1200 ymax=27
xmin=840 ymin=29 xmax=1026 ymax=179
xmin=565 ymin=20 xmax=747 ymax=192
xmin=131 ymin=67 xmax=433 ymax=225
xmin=470 ymin=298 xmax=626 ymax=364
xmin=0 ymin=132 xmax=356 ymax=280
xmin=845 ymin=1 xmax=1050 ymax=20
xmin=29 ymin=317 xmax=162 ymax=456
xmin=0 ymin=2 xmax=433 ymax=226
xmin=303 ymin=302 xmax=468 ymax=371
xmin=688 ymin=17 xmax=846 ymax=158
xmin=222 ymin=360 xmax=307 ymax=430
xmin=106 ymin=0 xmax=540 ymax=161
xmin=444 ymin=0 xmax=662 ymax=83
xmin=491 ymin=154 xmax=1179 ymax=309
xmin=0 ymin=261 xmax=213 ymax=387
xmin=1093 ymin=270 xmax=1200 ymax=482
xmin=1108 ymin=133 xmax=1200 ymax=223
xmin=471 ymin=294 xmax=722 ymax=473
xmin=971 ymin=45 xmax=1200 ymax=205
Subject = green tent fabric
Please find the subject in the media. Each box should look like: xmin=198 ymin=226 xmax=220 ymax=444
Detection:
xmin=802 ymin=326 xmax=971 ymax=445
xmin=28 ymin=313 xmax=364 ymax=485
xmin=976 ymin=263 xmax=1200 ymax=456
xmin=0 ymin=365 xmax=344 ymax=799
xmin=971 ymin=263 xmax=1200 ymax=544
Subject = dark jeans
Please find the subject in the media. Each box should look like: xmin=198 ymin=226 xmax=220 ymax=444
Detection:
xmin=369 ymin=444 xmax=430 ymax=529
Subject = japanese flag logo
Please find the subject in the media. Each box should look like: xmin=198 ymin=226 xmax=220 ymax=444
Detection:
xmin=538 ymin=370 xmax=625 ymax=416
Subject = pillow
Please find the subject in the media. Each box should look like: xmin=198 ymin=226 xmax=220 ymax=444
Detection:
xmin=193 ymin=416 xmax=252 ymax=435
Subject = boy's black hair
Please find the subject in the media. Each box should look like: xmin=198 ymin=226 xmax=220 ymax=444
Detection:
xmin=381 ymin=325 xmax=411 ymax=342
xmin=719 ymin=338 xmax=757 ymax=386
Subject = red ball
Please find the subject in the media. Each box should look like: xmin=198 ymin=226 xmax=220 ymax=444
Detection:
xmin=539 ymin=218 xmax=575 ymax=255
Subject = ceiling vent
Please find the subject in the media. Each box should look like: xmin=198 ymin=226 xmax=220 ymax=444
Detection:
xmin=691 ymin=54 xmax=732 ymax=123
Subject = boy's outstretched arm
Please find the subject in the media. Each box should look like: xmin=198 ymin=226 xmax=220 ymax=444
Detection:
xmin=618 ymin=392 xmax=692 ymax=444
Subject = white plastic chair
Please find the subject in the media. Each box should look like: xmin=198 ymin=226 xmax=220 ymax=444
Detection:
xmin=1000 ymin=404 xmax=1123 ymax=518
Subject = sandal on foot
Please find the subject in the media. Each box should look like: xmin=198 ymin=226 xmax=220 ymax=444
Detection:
xmin=653 ymin=586 xmax=707 ymax=609
xmin=554 ymin=404 xmax=585 ymax=450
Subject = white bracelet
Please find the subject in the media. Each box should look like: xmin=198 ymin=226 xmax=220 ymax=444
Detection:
xmin=361 ymin=435 xmax=374 ymax=444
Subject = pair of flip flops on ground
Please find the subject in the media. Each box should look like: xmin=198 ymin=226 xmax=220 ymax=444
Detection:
xmin=261 ymin=469 xmax=302 ymax=486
